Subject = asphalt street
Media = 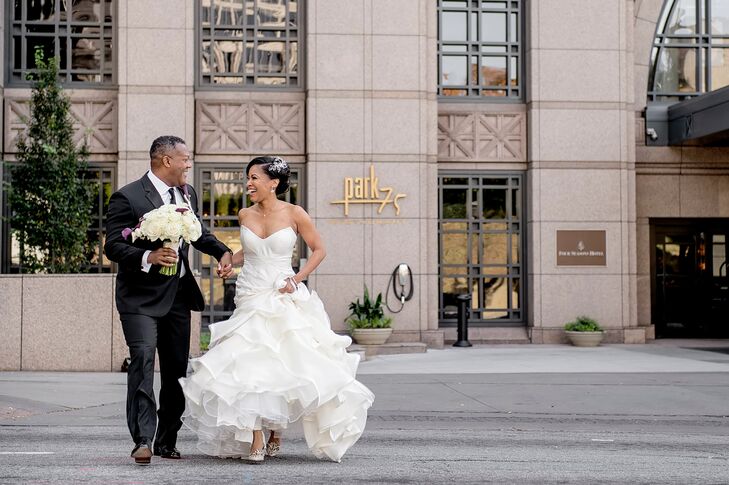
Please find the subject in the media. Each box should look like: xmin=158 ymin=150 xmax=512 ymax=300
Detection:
xmin=1 ymin=343 xmax=729 ymax=484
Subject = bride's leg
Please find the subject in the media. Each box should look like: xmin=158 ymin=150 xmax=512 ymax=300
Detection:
xmin=266 ymin=430 xmax=281 ymax=457
xmin=250 ymin=430 xmax=265 ymax=453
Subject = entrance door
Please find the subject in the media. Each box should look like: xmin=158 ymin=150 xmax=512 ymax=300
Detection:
xmin=653 ymin=220 xmax=729 ymax=337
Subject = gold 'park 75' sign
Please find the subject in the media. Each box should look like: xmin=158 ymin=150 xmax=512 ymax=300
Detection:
xmin=331 ymin=165 xmax=406 ymax=216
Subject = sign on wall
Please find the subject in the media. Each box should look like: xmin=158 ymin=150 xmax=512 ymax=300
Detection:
xmin=331 ymin=165 xmax=406 ymax=216
xmin=556 ymin=230 xmax=607 ymax=266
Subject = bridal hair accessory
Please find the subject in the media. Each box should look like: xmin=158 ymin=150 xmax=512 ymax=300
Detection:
xmin=266 ymin=156 xmax=289 ymax=176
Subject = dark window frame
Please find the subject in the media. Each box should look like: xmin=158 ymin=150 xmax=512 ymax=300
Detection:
xmin=6 ymin=0 xmax=117 ymax=87
xmin=438 ymin=170 xmax=526 ymax=326
xmin=648 ymin=0 xmax=729 ymax=102
xmin=437 ymin=0 xmax=524 ymax=101
xmin=195 ymin=0 xmax=304 ymax=90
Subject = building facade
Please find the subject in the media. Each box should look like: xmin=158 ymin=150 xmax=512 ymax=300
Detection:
xmin=1 ymin=0 xmax=728 ymax=370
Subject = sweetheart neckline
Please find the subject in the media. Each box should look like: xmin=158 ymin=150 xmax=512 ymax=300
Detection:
xmin=240 ymin=225 xmax=295 ymax=240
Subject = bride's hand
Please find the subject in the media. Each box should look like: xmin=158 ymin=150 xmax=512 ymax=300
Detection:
xmin=278 ymin=277 xmax=297 ymax=294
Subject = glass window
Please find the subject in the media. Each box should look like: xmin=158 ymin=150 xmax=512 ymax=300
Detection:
xmin=438 ymin=173 xmax=524 ymax=324
xmin=195 ymin=163 xmax=304 ymax=327
xmin=437 ymin=0 xmax=522 ymax=98
xmin=648 ymin=0 xmax=729 ymax=101
xmin=198 ymin=0 xmax=301 ymax=88
xmin=8 ymin=0 xmax=115 ymax=85
xmin=1 ymin=162 xmax=114 ymax=273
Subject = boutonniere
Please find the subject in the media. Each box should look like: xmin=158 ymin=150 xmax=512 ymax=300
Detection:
xmin=180 ymin=184 xmax=193 ymax=208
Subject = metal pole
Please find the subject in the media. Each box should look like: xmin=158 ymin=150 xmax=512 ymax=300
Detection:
xmin=453 ymin=293 xmax=472 ymax=347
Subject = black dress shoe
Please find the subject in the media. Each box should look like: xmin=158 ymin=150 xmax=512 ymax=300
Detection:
xmin=154 ymin=445 xmax=181 ymax=459
xmin=131 ymin=441 xmax=152 ymax=465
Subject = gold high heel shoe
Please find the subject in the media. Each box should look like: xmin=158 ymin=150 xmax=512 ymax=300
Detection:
xmin=265 ymin=431 xmax=280 ymax=457
xmin=244 ymin=431 xmax=265 ymax=463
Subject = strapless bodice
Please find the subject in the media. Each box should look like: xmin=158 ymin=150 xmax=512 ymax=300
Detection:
xmin=235 ymin=225 xmax=297 ymax=301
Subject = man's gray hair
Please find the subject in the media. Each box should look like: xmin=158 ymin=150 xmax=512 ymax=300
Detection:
xmin=150 ymin=135 xmax=186 ymax=160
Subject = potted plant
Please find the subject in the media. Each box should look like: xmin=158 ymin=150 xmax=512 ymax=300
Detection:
xmin=347 ymin=286 xmax=393 ymax=345
xmin=564 ymin=315 xmax=604 ymax=347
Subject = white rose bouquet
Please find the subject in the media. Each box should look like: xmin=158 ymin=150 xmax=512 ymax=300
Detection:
xmin=121 ymin=204 xmax=202 ymax=276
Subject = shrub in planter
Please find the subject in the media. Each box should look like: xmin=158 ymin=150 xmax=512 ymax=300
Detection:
xmin=347 ymin=286 xmax=393 ymax=345
xmin=564 ymin=315 xmax=604 ymax=347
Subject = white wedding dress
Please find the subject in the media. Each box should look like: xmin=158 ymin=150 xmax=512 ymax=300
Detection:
xmin=179 ymin=225 xmax=374 ymax=462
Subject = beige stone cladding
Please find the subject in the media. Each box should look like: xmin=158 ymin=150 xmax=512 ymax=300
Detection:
xmin=527 ymin=0 xmax=640 ymax=343
xmin=305 ymin=0 xmax=440 ymax=343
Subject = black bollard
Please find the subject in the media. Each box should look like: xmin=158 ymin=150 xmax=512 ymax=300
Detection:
xmin=453 ymin=293 xmax=472 ymax=347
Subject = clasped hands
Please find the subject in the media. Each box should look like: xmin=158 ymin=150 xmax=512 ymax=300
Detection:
xmin=148 ymin=247 xmax=234 ymax=279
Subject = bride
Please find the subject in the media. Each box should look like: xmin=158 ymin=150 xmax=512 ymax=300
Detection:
xmin=179 ymin=156 xmax=374 ymax=463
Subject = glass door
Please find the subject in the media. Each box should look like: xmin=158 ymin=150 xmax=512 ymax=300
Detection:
xmin=653 ymin=220 xmax=729 ymax=337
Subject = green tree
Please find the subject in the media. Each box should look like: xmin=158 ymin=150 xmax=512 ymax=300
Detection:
xmin=6 ymin=48 xmax=93 ymax=273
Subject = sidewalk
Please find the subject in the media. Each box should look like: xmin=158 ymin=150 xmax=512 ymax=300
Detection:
xmin=358 ymin=340 xmax=729 ymax=374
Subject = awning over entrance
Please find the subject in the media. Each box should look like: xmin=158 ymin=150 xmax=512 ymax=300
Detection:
xmin=645 ymin=85 xmax=729 ymax=146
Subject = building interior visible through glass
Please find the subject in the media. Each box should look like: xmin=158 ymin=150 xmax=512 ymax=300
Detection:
xmin=439 ymin=175 xmax=522 ymax=324
xmin=14 ymin=0 xmax=113 ymax=84
xmin=438 ymin=1 xmax=520 ymax=97
xmin=650 ymin=0 xmax=729 ymax=100
xmin=200 ymin=0 xmax=299 ymax=86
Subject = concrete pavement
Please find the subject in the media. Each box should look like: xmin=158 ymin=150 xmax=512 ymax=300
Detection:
xmin=1 ymin=342 xmax=729 ymax=483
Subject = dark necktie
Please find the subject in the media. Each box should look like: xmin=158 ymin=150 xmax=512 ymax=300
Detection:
xmin=167 ymin=187 xmax=175 ymax=205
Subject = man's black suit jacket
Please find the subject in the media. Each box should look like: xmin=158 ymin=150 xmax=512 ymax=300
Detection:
xmin=104 ymin=174 xmax=229 ymax=317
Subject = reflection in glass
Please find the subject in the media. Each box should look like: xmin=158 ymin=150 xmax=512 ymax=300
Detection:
xmin=483 ymin=233 xmax=507 ymax=265
xmin=664 ymin=0 xmax=697 ymax=35
xmin=480 ymin=12 xmax=506 ymax=42
xmin=711 ymin=0 xmax=729 ymax=34
xmin=442 ymin=189 xmax=467 ymax=218
xmin=711 ymin=48 xmax=729 ymax=90
xmin=442 ymin=56 xmax=467 ymax=85
xmin=200 ymin=0 xmax=299 ymax=86
xmin=480 ymin=57 xmax=506 ymax=86
xmin=442 ymin=233 xmax=468 ymax=266
xmin=653 ymin=47 xmax=697 ymax=93
xmin=442 ymin=11 xmax=468 ymax=41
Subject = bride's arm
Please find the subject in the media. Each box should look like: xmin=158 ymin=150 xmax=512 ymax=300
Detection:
xmin=231 ymin=249 xmax=244 ymax=266
xmin=292 ymin=206 xmax=326 ymax=284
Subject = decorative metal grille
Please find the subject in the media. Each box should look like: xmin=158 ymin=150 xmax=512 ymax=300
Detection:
xmin=438 ymin=172 xmax=524 ymax=324
xmin=437 ymin=0 xmax=522 ymax=98
xmin=648 ymin=0 xmax=729 ymax=101
xmin=195 ymin=163 xmax=303 ymax=326
xmin=8 ymin=0 xmax=114 ymax=85
xmin=198 ymin=0 xmax=301 ymax=87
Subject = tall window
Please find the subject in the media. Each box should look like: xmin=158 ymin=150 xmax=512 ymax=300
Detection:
xmin=195 ymin=164 xmax=304 ymax=326
xmin=438 ymin=0 xmax=522 ymax=98
xmin=8 ymin=0 xmax=115 ymax=85
xmin=198 ymin=0 xmax=301 ymax=87
xmin=648 ymin=0 xmax=729 ymax=101
xmin=438 ymin=173 xmax=524 ymax=324
xmin=1 ymin=163 xmax=114 ymax=273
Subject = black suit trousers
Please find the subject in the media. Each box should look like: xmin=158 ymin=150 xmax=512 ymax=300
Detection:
xmin=120 ymin=288 xmax=191 ymax=447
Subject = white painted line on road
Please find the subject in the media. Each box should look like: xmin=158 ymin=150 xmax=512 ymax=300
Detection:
xmin=590 ymin=439 xmax=615 ymax=442
xmin=0 ymin=452 xmax=55 ymax=455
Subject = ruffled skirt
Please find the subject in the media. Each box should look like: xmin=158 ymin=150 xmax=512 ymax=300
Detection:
xmin=179 ymin=284 xmax=374 ymax=462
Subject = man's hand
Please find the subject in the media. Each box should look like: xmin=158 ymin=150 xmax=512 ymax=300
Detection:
xmin=148 ymin=247 xmax=177 ymax=267
xmin=217 ymin=252 xmax=233 ymax=279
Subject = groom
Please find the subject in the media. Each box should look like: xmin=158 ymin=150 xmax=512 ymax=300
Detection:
xmin=104 ymin=135 xmax=233 ymax=465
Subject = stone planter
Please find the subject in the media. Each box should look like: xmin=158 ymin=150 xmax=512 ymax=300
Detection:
xmin=565 ymin=331 xmax=604 ymax=347
xmin=351 ymin=328 xmax=393 ymax=345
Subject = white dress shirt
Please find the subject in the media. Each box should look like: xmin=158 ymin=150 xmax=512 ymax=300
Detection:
xmin=141 ymin=171 xmax=186 ymax=276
